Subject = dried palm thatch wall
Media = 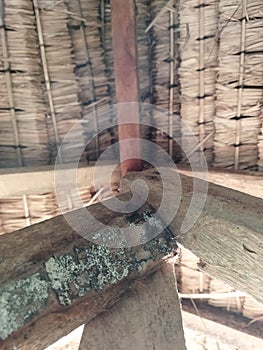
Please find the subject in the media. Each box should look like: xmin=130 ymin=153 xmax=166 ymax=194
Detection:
xmin=0 ymin=0 xmax=49 ymax=167
xmin=0 ymin=0 xmax=262 ymax=169
xmin=0 ymin=0 xmax=262 ymax=235
xmin=36 ymin=0 xmax=85 ymax=164
xmin=148 ymin=0 xmax=181 ymax=159
xmin=214 ymin=0 xmax=263 ymax=170
xmin=0 ymin=182 xmax=116 ymax=233
xmin=178 ymin=0 xmax=218 ymax=165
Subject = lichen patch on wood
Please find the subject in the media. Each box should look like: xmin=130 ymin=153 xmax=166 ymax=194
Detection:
xmin=45 ymin=225 xmax=176 ymax=306
xmin=0 ymin=202 xmax=177 ymax=346
xmin=0 ymin=273 xmax=49 ymax=339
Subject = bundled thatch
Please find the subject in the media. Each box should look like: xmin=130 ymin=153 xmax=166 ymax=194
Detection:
xmin=35 ymin=0 xmax=86 ymax=164
xmin=136 ymin=0 xmax=152 ymax=104
xmin=66 ymin=0 xmax=116 ymax=161
xmin=259 ymin=133 xmax=263 ymax=171
xmin=0 ymin=0 xmax=49 ymax=167
xmin=67 ymin=0 xmax=109 ymax=104
xmin=0 ymin=0 xmax=262 ymax=170
xmin=177 ymin=247 xmax=263 ymax=321
xmin=0 ymin=193 xmax=58 ymax=233
xmin=213 ymin=0 xmax=262 ymax=170
xmin=102 ymin=0 xmax=115 ymax=102
xmin=148 ymin=0 xmax=181 ymax=159
xmin=176 ymin=247 xmax=211 ymax=294
xmin=0 ymin=183 xmax=116 ymax=234
xmin=178 ymin=0 xmax=218 ymax=165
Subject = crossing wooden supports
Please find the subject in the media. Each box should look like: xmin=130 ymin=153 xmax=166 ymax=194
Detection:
xmin=122 ymin=169 xmax=263 ymax=303
xmin=0 ymin=168 xmax=262 ymax=349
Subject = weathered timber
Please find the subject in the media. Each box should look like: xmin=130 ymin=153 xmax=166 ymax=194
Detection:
xmin=80 ymin=262 xmax=186 ymax=350
xmin=177 ymin=166 xmax=263 ymax=199
xmin=0 ymin=162 xmax=121 ymax=197
xmin=1 ymin=162 xmax=262 ymax=199
xmin=121 ymin=168 xmax=263 ymax=303
xmin=111 ymin=0 xmax=141 ymax=174
xmin=0 ymin=192 xmax=177 ymax=350
xmin=1 ymin=168 xmax=262 ymax=349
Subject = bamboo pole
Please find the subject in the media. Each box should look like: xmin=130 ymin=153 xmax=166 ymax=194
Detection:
xmin=198 ymin=0 xmax=205 ymax=165
xmin=234 ymin=0 xmax=247 ymax=170
xmin=0 ymin=0 xmax=23 ymax=167
xmin=32 ymin=0 xmax=62 ymax=163
xmin=168 ymin=9 xmax=174 ymax=158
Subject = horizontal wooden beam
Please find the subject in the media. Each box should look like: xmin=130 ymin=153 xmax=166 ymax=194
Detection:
xmin=1 ymin=163 xmax=262 ymax=199
xmin=177 ymin=166 xmax=263 ymax=198
xmin=0 ymin=193 xmax=177 ymax=349
xmin=0 ymin=162 xmax=121 ymax=197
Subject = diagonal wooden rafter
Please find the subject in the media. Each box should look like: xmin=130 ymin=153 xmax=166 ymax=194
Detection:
xmin=0 ymin=169 xmax=262 ymax=349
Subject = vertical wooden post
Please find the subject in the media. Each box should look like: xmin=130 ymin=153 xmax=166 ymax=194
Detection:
xmin=111 ymin=0 xmax=142 ymax=175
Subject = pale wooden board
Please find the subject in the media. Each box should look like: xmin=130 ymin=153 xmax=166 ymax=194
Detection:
xmin=0 ymin=162 xmax=120 ymax=197
xmin=79 ymin=262 xmax=186 ymax=350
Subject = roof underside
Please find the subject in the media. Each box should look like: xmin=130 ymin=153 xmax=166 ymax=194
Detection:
xmin=0 ymin=0 xmax=262 ymax=170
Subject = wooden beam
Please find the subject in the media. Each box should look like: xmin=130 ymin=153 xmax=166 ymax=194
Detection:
xmin=0 ymin=193 xmax=177 ymax=349
xmin=0 ymin=162 xmax=120 ymax=197
xmin=177 ymin=166 xmax=263 ymax=199
xmin=121 ymin=169 xmax=263 ymax=303
xmin=111 ymin=0 xmax=141 ymax=175
xmin=1 ymin=162 xmax=262 ymax=199
xmin=79 ymin=262 xmax=186 ymax=350
xmin=1 ymin=168 xmax=263 ymax=348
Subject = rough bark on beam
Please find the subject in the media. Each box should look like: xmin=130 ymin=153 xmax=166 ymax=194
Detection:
xmin=79 ymin=262 xmax=186 ymax=350
xmin=0 ymin=193 xmax=177 ymax=350
xmin=122 ymin=168 xmax=263 ymax=303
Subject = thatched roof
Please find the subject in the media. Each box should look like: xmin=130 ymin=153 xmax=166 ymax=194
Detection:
xmin=0 ymin=0 xmax=262 ymax=169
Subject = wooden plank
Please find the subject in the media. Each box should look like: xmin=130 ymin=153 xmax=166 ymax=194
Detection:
xmin=121 ymin=168 xmax=263 ymax=303
xmin=0 ymin=162 xmax=120 ymax=197
xmin=111 ymin=0 xmax=141 ymax=174
xmin=79 ymin=262 xmax=186 ymax=350
xmin=1 ymin=162 xmax=262 ymax=199
xmin=0 ymin=193 xmax=177 ymax=349
xmin=177 ymin=166 xmax=263 ymax=198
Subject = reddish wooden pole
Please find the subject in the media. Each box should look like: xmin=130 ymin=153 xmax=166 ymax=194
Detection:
xmin=111 ymin=0 xmax=142 ymax=175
